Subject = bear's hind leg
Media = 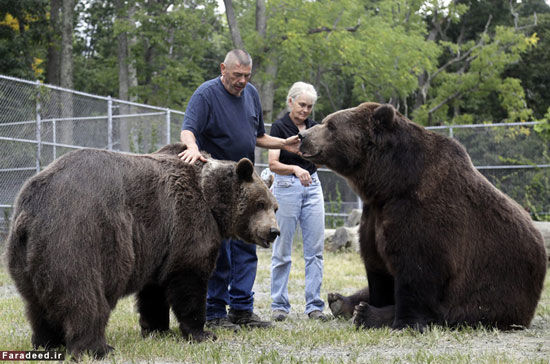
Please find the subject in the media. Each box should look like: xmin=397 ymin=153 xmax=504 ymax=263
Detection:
xmin=391 ymin=278 xmax=440 ymax=332
xmin=367 ymin=270 xmax=395 ymax=307
xmin=328 ymin=286 xmax=370 ymax=319
xmin=353 ymin=302 xmax=395 ymax=329
xmin=137 ymin=283 xmax=170 ymax=336
xmin=27 ymin=303 xmax=65 ymax=350
xmin=63 ymin=292 xmax=113 ymax=359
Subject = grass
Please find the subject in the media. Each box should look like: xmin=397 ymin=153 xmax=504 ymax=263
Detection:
xmin=0 ymin=243 xmax=549 ymax=363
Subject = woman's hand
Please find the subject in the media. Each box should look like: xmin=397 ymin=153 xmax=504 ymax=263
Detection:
xmin=294 ymin=166 xmax=312 ymax=186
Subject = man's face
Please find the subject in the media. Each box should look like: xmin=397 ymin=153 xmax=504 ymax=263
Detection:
xmin=221 ymin=62 xmax=252 ymax=96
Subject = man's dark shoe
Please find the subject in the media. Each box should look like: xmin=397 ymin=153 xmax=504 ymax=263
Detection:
xmin=308 ymin=310 xmax=328 ymax=321
xmin=272 ymin=309 xmax=288 ymax=322
xmin=205 ymin=317 xmax=241 ymax=332
xmin=228 ymin=309 xmax=273 ymax=328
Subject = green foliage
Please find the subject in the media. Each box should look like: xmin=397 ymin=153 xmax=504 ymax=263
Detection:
xmin=256 ymin=0 xmax=441 ymax=120
xmin=497 ymin=77 xmax=533 ymax=123
xmin=413 ymin=24 xmax=532 ymax=125
xmin=130 ymin=0 xmax=225 ymax=108
xmin=506 ymin=13 xmax=550 ymax=119
xmin=0 ymin=0 xmax=49 ymax=80
xmin=534 ymin=107 xmax=550 ymax=140
xmin=72 ymin=0 xmax=229 ymax=110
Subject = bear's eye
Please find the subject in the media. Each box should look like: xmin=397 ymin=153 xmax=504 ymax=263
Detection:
xmin=257 ymin=202 xmax=265 ymax=210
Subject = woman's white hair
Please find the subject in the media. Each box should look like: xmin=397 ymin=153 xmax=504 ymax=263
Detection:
xmin=287 ymin=82 xmax=318 ymax=106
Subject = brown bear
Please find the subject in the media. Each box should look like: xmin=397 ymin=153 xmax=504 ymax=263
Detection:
xmin=299 ymin=102 xmax=547 ymax=331
xmin=6 ymin=143 xmax=280 ymax=358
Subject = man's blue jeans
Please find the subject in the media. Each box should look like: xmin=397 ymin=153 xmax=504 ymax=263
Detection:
xmin=270 ymin=172 xmax=325 ymax=315
xmin=206 ymin=238 xmax=257 ymax=320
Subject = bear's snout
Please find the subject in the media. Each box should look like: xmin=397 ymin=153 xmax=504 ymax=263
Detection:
xmin=267 ymin=227 xmax=280 ymax=242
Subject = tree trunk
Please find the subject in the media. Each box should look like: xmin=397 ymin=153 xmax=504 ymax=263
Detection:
xmin=253 ymin=0 xmax=277 ymax=123
xmin=258 ymin=59 xmax=277 ymax=123
xmin=59 ymin=0 xmax=74 ymax=145
xmin=256 ymin=0 xmax=266 ymax=37
xmin=115 ymin=0 xmax=138 ymax=151
xmin=46 ymin=0 xmax=61 ymax=86
xmin=223 ymin=0 xmax=244 ymax=49
xmin=60 ymin=0 xmax=73 ymax=90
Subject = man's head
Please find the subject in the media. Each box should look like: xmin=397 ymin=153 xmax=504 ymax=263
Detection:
xmin=221 ymin=49 xmax=252 ymax=97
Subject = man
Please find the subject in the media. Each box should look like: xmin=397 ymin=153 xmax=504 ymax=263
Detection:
xmin=179 ymin=49 xmax=300 ymax=331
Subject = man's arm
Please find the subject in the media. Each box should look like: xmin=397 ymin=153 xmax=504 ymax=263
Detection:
xmin=179 ymin=130 xmax=208 ymax=163
xmin=256 ymin=134 xmax=301 ymax=154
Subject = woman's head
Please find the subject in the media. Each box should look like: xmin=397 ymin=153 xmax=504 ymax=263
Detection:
xmin=287 ymin=82 xmax=318 ymax=124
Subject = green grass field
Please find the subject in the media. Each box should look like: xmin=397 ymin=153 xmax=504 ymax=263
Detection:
xmin=1 ymin=244 xmax=549 ymax=363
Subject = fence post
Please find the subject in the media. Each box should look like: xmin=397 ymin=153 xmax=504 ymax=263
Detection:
xmin=165 ymin=109 xmax=171 ymax=145
xmin=108 ymin=96 xmax=113 ymax=150
xmin=449 ymin=126 xmax=454 ymax=139
xmin=52 ymin=119 xmax=57 ymax=160
xmin=35 ymin=81 xmax=41 ymax=173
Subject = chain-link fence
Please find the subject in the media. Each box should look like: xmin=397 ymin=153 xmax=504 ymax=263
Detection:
xmin=1 ymin=74 xmax=549 ymax=234
xmin=0 ymin=75 xmax=184 ymax=233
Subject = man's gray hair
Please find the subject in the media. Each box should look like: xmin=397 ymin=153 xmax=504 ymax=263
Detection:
xmin=224 ymin=49 xmax=252 ymax=67
xmin=287 ymin=81 xmax=318 ymax=105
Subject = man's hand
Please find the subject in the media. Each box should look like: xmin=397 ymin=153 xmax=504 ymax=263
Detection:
xmin=282 ymin=135 xmax=301 ymax=155
xmin=178 ymin=145 xmax=207 ymax=164
xmin=294 ymin=166 xmax=312 ymax=186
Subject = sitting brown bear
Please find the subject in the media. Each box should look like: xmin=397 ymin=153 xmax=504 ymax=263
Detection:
xmin=299 ymin=102 xmax=547 ymax=331
xmin=6 ymin=143 xmax=279 ymax=358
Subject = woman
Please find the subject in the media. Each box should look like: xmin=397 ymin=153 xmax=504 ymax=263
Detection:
xmin=269 ymin=82 xmax=326 ymax=321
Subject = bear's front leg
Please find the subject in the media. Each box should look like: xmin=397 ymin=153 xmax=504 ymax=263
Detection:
xmin=137 ymin=283 xmax=170 ymax=336
xmin=165 ymin=269 xmax=217 ymax=342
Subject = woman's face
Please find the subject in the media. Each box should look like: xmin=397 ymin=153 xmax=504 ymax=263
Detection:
xmin=288 ymin=93 xmax=315 ymax=124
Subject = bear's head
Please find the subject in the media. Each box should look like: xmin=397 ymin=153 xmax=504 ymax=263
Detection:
xmin=299 ymin=102 xmax=423 ymax=200
xmin=201 ymin=158 xmax=280 ymax=248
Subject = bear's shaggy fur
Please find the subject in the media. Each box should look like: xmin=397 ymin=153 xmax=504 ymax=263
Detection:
xmin=6 ymin=143 xmax=279 ymax=358
xmin=299 ymin=102 xmax=547 ymax=331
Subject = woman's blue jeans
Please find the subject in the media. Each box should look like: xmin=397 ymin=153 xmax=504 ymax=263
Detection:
xmin=270 ymin=172 xmax=325 ymax=314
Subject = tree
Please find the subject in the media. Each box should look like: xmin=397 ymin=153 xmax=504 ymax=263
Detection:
xmin=221 ymin=0 xmax=439 ymax=122
xmin=60 ymin=0 xmax=74 ymax=90
xmin=119 ymin=0 xmax=225 ymax=109
xmin=0 ymin=0 xmax=49 ymax=79
xmin=505 ymin=12 xmax=550 ymax=120
xmin=411 ymin=0 xmax=543 ymax=125
xmin=46 ymin=0 xmax=61 ymax=84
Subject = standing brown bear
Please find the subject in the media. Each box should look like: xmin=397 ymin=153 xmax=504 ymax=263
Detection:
xmin=6 ymin=143 xmax=279 ymax=358
xmin=299 ymin=102 xmax=547 ymax=331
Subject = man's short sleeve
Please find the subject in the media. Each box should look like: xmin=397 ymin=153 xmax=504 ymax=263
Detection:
xmin=255 ymin=93 xmax=265 ymax=138
xmin=181 ymin=92 xmax=209 ymax=135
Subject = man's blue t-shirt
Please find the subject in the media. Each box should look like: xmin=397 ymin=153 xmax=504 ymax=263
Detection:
xmin=181 ymin=77 xmax=265 ymax=163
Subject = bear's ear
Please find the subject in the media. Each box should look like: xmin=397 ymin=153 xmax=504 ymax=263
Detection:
xmin=373 ymin=104 xmax=396 ymax=129
xmin=236 ymin=158 xmax=254 ymax=182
